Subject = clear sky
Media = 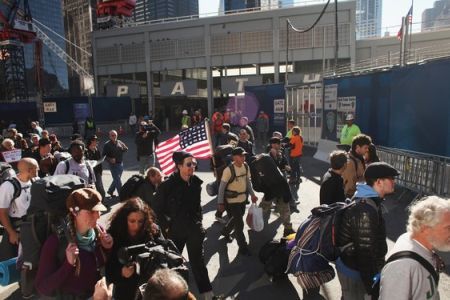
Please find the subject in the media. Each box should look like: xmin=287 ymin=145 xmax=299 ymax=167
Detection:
xmin=198 ymin=0 xmax=435 ymax=33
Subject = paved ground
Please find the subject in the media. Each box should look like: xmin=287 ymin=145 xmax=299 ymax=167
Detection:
xmin=1 ymin=132 xmax=449 ymax=299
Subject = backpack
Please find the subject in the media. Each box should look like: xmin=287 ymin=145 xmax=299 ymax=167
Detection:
xmin=286 ymin=199 xmax=378 ymax=289
xmin=19 ymin=175 xmax=86 ymax=297
xmin=0 ymin=164 xmax=22 ymax=232
xmin=224 ymin=163 xmax=249 ymax=199
xmin=119 ymin=174 xmax=146 ymax=202
xmin=259 ymin=238 xmax=291 ymax=281
xmin=371 ymin=251 xmax=439 ymax=298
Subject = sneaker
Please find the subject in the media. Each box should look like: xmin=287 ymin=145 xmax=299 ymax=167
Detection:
xmin=215 ymin=216 xmax=227 ymax=224
xmin=220 ymin=230 xmax=233 ymax=243
xmin=238 ymin=246 xmax=251 ymax=256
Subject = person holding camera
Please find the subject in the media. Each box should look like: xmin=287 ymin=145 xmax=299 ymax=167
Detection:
xmin=35 ymin=188 xmax=113 ymax=298
xmin=135 ymin=120 xmax=161 ymax=175
xmin=153 ymin=150 xmax=214 ymax=300
xmin=106 ymin=197 xmax=161 ymax=299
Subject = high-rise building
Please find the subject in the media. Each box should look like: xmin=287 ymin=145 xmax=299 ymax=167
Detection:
xmin=132 ymin=0 xmax=199 ymax=22
xmin=222 ymin=0 xmax=261 ymax=13
xmin=260 ymin=0 xmax=293 ymax=10
xmin=63 ymin=0 xmax=96 ymax=96
xmin=25 ymin=0 xmax=69 ymax=97
xmin=356 ymin=0 xmax=382 ymax=39
xmin=422 ymin=0 xmax=450 ymax=31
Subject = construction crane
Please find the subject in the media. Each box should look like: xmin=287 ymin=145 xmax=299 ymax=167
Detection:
xmin=0 ymin=0 xmax=36 ymax=101
xmin=96 ymin=0 xmax=136 ymax=29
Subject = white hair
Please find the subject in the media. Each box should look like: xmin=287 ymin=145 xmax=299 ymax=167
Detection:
xmin=407 ymin=196 xmax=450 ymax=234
xmin=2 ymin=138 xmax=14 ymax=148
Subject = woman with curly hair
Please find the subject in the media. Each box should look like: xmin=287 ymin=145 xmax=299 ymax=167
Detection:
xmin=106 ymin=197 xmax=161 ymax=300
xmin=35 ymin=188 xmax=113 ymax=298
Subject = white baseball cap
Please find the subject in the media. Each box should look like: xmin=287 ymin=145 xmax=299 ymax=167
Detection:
xmin=182 ymin=110 xmax=188 ymax=115
xmin=345 ymin=113 xmax=355 ymax=121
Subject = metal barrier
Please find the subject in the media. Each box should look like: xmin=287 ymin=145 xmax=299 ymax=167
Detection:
xmin=377 ymin=146 xmax=450 ymax=197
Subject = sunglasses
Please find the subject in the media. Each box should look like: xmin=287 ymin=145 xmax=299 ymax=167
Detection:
xmin=185 ymin=161 xmax=197 ymax=168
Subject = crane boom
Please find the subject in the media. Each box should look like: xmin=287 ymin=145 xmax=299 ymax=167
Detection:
xmin=33 ymin=23 xmax=93 ymax=81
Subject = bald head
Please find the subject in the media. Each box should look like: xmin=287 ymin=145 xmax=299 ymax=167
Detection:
xmin=18 ymin=158 xmax=39 ymax=180
xmin=144 ymin=269 xmax=188 ymax=300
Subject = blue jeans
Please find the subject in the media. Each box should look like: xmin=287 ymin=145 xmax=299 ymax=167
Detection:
xmin=108 ymin=162 xmax=123 ymax=195
xmin=139 ymin=154 xmax=155 ymax=175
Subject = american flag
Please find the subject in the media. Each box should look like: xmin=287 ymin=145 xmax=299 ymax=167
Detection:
xmin=155 ymin=121 xmax=212 ymax=175
xmin=397 ymin=5 xmax=413 ymax=40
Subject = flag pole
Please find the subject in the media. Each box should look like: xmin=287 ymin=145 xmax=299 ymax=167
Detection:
xmin=409 ymin=0 xmax=414 ymax=55
xmin=400 ymin=17 xmax=406 ymax=66
xmin=204 ymin=118 xmax=217 ymax=177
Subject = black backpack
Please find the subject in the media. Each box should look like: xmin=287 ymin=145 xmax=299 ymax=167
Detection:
xmin=259 ymin=239 xmax=290 ymax=281
xmin=19 ymin=175 xmax=86 ymax=297
xmin=119 ymin=174 xmax=146 ymax=201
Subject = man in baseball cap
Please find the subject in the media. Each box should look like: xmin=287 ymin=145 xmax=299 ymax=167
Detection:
xmin=336 ymin=161 xmax=400 ymax=299
xmin=340 ymin=113 xmax=361 ymax=146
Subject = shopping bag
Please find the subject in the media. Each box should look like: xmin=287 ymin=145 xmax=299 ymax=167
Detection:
xmin=246 ymin=203 xmax=264 ymax=232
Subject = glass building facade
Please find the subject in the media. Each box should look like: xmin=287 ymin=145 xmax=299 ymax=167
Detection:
xmin=133 ymin=0 xmax=199 ymax=22
xmin=25 ymin=0 xmax=69 ymax=97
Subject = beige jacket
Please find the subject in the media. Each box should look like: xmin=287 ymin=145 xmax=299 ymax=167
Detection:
xmin=342 ymin=152 xmax=365 ymax=198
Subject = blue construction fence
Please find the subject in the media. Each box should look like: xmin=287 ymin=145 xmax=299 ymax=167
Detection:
xmin=43 ymin=96 xmax=132 ymax=125
xmin=323 ymin=58 xmax=450 ymax=157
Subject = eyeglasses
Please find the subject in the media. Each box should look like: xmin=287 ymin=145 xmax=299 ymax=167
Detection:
xmin=185 ymin=161 xmax=197 ymax=168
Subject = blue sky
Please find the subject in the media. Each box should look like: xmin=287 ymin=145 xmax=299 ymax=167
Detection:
xmin=199 ymin=0 xmax=435 ymax=33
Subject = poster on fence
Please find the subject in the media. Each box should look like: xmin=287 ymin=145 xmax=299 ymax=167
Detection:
xmin=2 ymin=149 xmax=22 ymax=163
xmin=336 ymin=96 xmax=356 ymax=139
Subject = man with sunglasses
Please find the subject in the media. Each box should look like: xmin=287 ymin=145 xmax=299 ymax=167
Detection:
xmin=336 ymin=162 xmax=400 ymax=300
xmin=153 ymin=150 xmax=214 ymax=300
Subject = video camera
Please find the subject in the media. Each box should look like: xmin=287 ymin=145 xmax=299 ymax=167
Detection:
xmin=117 ymin=239 xmax=188 ymax=284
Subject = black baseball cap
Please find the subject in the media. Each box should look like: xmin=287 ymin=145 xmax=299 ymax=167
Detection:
xmin=232 ymin=147 xmax=248 ymax=156
xmin=269 ymin=137 xmax=281 ymax=144
xmin=364 ymin=162 xmax=400 ymax=180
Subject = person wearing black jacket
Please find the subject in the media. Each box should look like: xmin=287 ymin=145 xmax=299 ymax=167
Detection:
xmin=103 ymin=130 xmax=128 ymax=197
xmin=319 ymin=150 xmax=347 ymax=205
xmin=153 ymin=151 xmax=213 ymax=299
xmin=86 ymin=135 xmax=105 ymax=198
xmin=106 ymin=197 xmax=162 ymax=300
xmin=135 ymin=121 xmax=161 ymax=175
xmin=336 ymin=162 xmax=399 ymax=299
xmin=237 ymin=129 xmax=254 ymax=163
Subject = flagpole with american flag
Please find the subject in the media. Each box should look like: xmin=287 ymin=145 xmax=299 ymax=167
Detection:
xmin=204 ymin=118 xmax=218 ymax=177
xmin=155 ymin=120 xmax=213 ymax=176
xmin=397 ymin=4 xmax=413 ymax=66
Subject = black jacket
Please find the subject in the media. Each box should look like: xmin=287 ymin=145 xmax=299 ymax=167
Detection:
xmin=135 ymin=125 xmax=160 ymax=157
xmin=320 ymin=169 xmax=346 ymax=205
xmin=153 ymin=172 xmax=203 ymax=233
xmin=337 ymin=197 xmax=387 ymax=293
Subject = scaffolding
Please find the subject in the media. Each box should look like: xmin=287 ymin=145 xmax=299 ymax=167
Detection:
xmin=0 ymin=41 xmax=28 ymax=101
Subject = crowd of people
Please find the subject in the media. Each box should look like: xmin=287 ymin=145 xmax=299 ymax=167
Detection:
xmin=0 ymin=112 xmax=449 ymax=300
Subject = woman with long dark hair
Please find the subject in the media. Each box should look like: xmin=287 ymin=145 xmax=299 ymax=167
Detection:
xmin=106 ymin=197 xmax=161 ymax=300
xmin=35 ymin=188 xmax=113 ymax=298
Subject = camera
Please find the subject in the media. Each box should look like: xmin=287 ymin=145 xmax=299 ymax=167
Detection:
xmin=117 ymin=239 xmax=188 ymax=284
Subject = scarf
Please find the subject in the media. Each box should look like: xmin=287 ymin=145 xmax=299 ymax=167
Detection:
xmin=76 ymin=228 xmax=96 ymax=252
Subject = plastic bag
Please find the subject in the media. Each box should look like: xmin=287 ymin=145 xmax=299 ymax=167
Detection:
xmin=246 ymin=203 xmax=264 ymax=232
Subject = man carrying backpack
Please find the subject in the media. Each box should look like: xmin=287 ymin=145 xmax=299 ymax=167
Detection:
xmin=217 ymin=147 xmax=258 ymax=256
xmin=341 ymin=134 xmax=372 ymax=198
xmin=54 ymin=140 xmax=96 ymax=186
xmin=379 ymin=196 xmax=450 ymax=300
xmin=336 ymin=162 xmax=400 ymax=300
xmin=0 ymin=157 xmax=38 ymax=260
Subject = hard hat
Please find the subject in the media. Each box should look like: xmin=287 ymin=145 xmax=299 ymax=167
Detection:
xmin=182 ymin=110 xmax=188 ymax=115
xmin=345 ymin=113 xmax=355 ymax=121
